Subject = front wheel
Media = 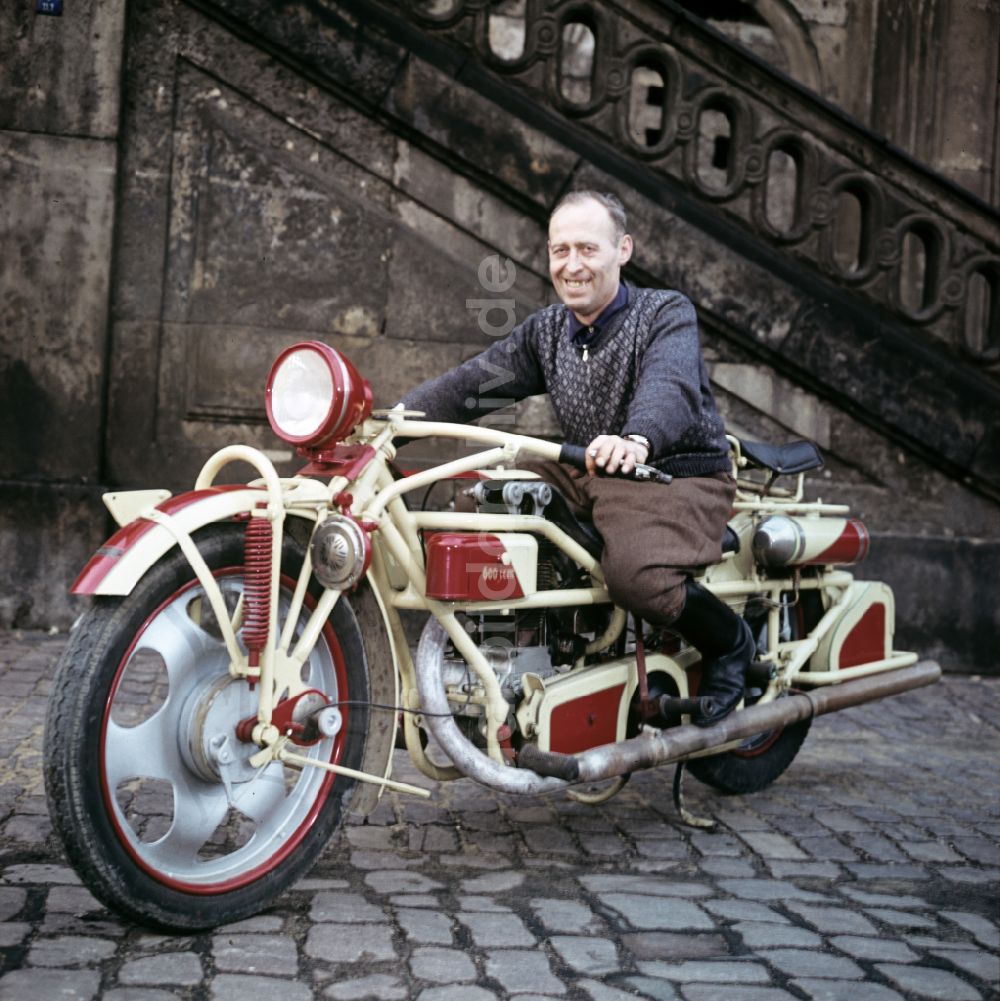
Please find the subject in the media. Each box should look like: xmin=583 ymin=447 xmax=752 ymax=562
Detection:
xmin=44 ymin=523 xmax=370 ymax=930
xmin=686 ymin=588 xmax=822 ymax=795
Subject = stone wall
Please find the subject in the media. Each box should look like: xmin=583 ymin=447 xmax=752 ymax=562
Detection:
xmin=0 ymin=1 xmax=126 ymax=627
xmin=1 ymin=0 xmax=997 ymax=673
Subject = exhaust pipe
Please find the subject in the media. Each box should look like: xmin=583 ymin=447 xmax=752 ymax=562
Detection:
xmin=415 ymin=621 xmax=567 ymax=795
xmin=415 ymin=617 xmax=941 ymax=792
xmin=521 ymin=660 xmax=942 ymax=783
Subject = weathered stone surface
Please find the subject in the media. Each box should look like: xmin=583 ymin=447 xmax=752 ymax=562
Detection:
xmin=637 ymin=959 xmax=771 ymax=983
xmin=0 ymin=969 xmax=101 ymax=1001
xmin=409 ymin=946 xmax=476 ymax=983
xmin=211 ymin=933 xmax=299 ymax=975
xmin=0 ymin=483 xmax=107 ymax=630
xmin=0 ymin=131 xmax=116 ymax=481
xmin=531 ymin=897 xmax=604 ymax=934
xmin=209 ymin=0 xmax=408 ymax=107
xmin=549 ymin=935 xmax=619 ymax=975
xmin=860 ymin=536 xmax=1000 ymax=675
xmin=310 ymin=891 xmax=384 ymax=924
xmin=0 ymin=0 xmax=125 ymax=137
xmin=458 ymin=910 xmax=534 ymax=947
xmin=118 ymin=952 xmax=204 ymax=986
xmin=484 ymin=949 xmax=565 ymax=995
xmin=600 ymin=894 xmax=715 ymax=931
xmin=304 ymin=922 xmax=396 ymax=963
xmin=875 ymin=963 xmax=984 ymax=1000
xmin=212 ymin=977 xmax=313 ymax=1001
xmin=384 ymin=56 xmax=578 ymax=208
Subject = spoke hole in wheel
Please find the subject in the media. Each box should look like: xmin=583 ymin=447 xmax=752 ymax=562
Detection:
xmin=187 ymin=591 xmax=241 ymax=643
xmin=285 ymin=765 xmax=301 ymax=795
xmin=110 ymin=648 xmax=169 ymax=727
xmin=116 ymin=778 xmax=173 ymax=844
xmin=197 ymin=806 xmax=256 ymax=861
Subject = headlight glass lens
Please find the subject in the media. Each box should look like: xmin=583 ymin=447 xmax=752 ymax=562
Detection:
xmin=269 ymin=349 xmax=333 ymax=438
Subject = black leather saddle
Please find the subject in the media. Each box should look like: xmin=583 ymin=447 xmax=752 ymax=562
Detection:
xmin=738 ymin=438 xmax=824 ymax=475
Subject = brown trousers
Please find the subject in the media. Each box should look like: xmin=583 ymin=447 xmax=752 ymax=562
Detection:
xmin=524 ymin=462 xmax=736 ymax=624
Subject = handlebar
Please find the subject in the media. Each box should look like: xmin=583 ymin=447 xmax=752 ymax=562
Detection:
xmin=558 ymin=444 xmax=673 ymax=485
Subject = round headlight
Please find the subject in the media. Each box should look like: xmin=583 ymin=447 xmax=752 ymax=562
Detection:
xmin=266 ymin=342 xmax=372 ymax=449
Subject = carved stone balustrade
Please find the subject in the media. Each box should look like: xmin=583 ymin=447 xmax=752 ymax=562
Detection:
xmin=383 ymin=0 xmax=999 ymax=371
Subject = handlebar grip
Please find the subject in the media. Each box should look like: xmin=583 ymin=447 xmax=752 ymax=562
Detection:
xmin=559 ymin=443 xmax=589 ymax=470
xmin=559 ymin=444 xmax=672 ymax=485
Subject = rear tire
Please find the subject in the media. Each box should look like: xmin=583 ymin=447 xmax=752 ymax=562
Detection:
xmin=686 ymin=588 xmax=823 ymax=795
xmin=44 ymin=522 xmax=370 ymax=930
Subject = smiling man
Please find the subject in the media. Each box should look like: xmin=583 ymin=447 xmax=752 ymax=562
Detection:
xmin=401 ymin=190 xmax=754 ymax=726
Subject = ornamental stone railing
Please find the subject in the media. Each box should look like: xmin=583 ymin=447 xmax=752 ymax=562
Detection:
xmin=378 ymin=0 xmax=999 ymax=372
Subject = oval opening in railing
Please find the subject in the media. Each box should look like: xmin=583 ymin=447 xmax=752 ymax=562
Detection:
xmin=413 ymin=0 xmax=460 ymax=17
xmin=628 ymin=60 xmax=668 ymax=150
xmin=898 ymin=222 xmax=942 ymax=317
xmin=963 ymin=264 xmax=999 ymax=362
xmin=488 ymin=0 xmax=526 ymax=61
xmin=559 ymin=19 xmax=596 ymax=105
xmin=764 ymin=143 xmax=801 ymax=237
xmin=831 ymin=184 xmax=871 ymax=276
xmin=696 ymin=98 xmax=736 ymax=192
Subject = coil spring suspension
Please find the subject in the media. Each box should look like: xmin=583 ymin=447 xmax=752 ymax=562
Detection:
xmin=242 ymin=514 xmax=273 ymax=680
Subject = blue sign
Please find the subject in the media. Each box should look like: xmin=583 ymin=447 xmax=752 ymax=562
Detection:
xmin=36 ymin=0 xmax=63 ymax=15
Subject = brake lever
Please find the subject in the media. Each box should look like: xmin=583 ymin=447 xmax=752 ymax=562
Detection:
xmin=630 ymin=463 xmax=673 ymax=485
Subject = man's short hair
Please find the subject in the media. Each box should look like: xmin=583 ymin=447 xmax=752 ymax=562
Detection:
xmin=550 ymin=190 xmax=628 ymax=242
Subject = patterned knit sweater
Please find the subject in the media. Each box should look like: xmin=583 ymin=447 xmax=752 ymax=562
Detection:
xmin=401 ymin=284 xmax=730 ymax=478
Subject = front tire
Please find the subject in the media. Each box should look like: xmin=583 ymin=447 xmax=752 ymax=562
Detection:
xmin=44 ymin=523 xmax=370 ymax=930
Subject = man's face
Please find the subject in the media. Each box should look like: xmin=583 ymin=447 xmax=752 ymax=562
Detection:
xmin=548 ymin=199 xmax=633 ymax=324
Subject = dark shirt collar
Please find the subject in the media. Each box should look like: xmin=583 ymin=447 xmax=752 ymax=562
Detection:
xmin=567 ymin=283 xmax=630 ymax=347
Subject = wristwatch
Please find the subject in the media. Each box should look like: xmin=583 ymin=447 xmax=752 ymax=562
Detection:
xmin=624 ymin=433 xmax=651 ymax=458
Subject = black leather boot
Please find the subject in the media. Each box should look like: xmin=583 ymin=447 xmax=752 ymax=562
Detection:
xmin=661 ymin=580 xmax=755 ymax=727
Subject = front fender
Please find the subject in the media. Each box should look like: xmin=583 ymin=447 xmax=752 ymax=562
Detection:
xmin=73 ymin=486 xmax=267 ymax=596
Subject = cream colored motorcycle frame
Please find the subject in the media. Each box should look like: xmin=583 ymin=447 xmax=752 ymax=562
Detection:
xmin=103 ymin=417 xmax=917 ymax=800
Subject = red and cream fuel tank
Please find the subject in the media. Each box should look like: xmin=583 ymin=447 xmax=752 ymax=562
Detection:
xmin=424 ymin=532 xmax=539 ymax=602
xmin=751 ymin=515 xmax=870 ymax=568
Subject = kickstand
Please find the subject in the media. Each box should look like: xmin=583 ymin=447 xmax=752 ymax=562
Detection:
xmin=672 ymin=762 xmax=717 ymax=830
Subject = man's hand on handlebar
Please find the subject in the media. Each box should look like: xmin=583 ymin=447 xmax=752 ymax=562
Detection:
xmin=585 ymin=434 xmax=649 ymax=476
xmin=557 ymin=441 xmax=672 ymax=484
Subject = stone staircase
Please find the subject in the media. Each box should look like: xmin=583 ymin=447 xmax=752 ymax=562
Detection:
xmin=199 ymin=0 xmax=1000 ymax=497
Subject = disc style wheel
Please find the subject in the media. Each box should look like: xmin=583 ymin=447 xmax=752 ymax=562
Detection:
xmin=45 ymin=523 xmax=370 ymax=930
xmin=686 ymin=588 xmax=822 ymax=795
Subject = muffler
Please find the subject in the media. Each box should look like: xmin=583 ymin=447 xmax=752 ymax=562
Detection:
xmin=416 ymin=613 xmax=941 ymax=792
xmin=519 ymin=660 xmax=942 ymax=783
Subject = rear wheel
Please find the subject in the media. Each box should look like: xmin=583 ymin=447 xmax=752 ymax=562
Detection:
xmin=44 ymin=523 xmax=370 ymax=930
xmin=686 ymin=588 xmax=823 ymax=794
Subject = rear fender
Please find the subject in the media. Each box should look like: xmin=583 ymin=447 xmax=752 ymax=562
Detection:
xmin=73 ymin=486 xmax=268 ymax=596
xmin=810 ymin=581 xmax=898 ymax=672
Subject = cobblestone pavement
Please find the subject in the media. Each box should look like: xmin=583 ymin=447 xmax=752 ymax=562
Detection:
xmin=0 ymin=629 xmax=997 ymax=1001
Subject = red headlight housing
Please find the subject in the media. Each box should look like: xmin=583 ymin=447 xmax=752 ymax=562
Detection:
xmin=265 ymin=341 xmax=372 ymax=454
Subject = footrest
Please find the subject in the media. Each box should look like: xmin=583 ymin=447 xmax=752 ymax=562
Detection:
xmin=658 ymin=696 xmax=705 ymax=723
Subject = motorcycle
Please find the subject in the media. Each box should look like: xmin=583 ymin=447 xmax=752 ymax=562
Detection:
xmin=44 ymin=339 xmax=940 ymax=930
